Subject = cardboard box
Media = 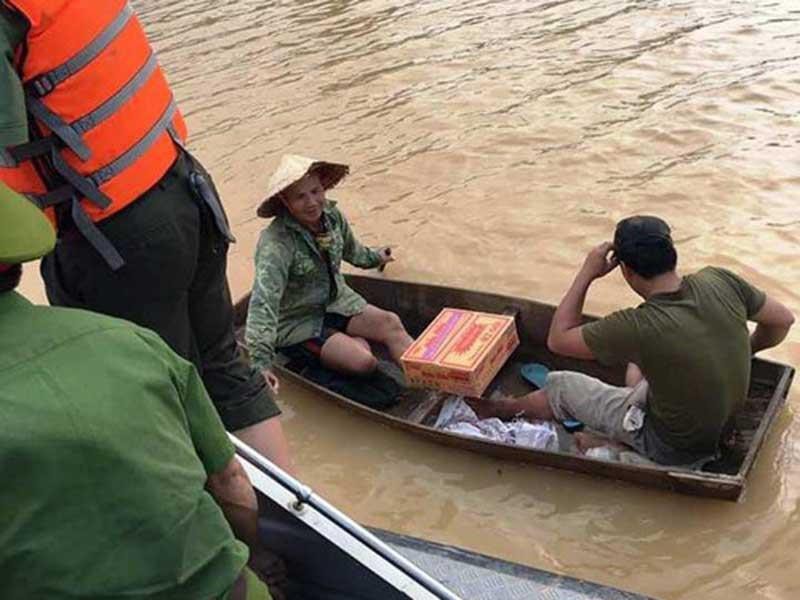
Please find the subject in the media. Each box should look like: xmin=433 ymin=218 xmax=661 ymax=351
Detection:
xmin=401 ymin=308 xmax=519 ymax=397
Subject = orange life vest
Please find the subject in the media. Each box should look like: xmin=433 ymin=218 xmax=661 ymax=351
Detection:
xmin=0 ymin=0 xmax=188 ymax=269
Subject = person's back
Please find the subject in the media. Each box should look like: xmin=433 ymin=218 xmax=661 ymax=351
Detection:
xmin=493 ymin=215 xmax=794 ymax=466
xmin=0 ymin=294 xmax=249 ymax=599
xmin=590 ymin=266 xmax=765 ymax=456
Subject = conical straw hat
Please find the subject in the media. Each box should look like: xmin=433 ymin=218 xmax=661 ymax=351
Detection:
xmin=257 ymin=155 xmax=349 ymax=218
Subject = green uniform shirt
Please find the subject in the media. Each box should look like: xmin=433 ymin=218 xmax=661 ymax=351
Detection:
xmin=583 ymin=267 xmax=766 ymax=456
xmin=0 ymin=6 xmax=27 ymax=147
xmin=0 ymin=292 xmax=248 ymax=599
xmin=245 ymin=202 xmax=382 ymax=370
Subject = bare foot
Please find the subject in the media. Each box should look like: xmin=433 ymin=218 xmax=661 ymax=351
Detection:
xmin=479 ymin=392 xmax=525 ymax=420
xmin=574 ymin=431 xmax=626 ymax=454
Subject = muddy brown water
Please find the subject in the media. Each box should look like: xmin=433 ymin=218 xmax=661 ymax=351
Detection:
xmin=20 ymin=1 xmax=800 ymax=598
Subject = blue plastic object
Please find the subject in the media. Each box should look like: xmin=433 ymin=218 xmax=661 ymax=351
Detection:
xmin=562 ymin=419 xmax=585 ymax=433
xmin=520 ymin=363 xmax=549 ymax=389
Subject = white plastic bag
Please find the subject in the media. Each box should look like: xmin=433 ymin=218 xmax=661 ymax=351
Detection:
xmin=434 ymin=397 xmax=558 ymax=451
xmin=585 ymin=446 xmax=620 ymax=461
xmin=509 ymin=420 xmax=558 ymax=452
xmin=442 ymin=422 xmax=484 ymax=439
xmin=434 ymin=397 xmax=478 ymax=428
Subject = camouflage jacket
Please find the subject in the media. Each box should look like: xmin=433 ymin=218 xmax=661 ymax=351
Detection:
xmin=245 ymin=202 xmax=382 ymax=370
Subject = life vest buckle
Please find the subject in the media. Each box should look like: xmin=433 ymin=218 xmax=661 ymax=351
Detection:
xmin=31 ymin=75 xmax=55 ymax=98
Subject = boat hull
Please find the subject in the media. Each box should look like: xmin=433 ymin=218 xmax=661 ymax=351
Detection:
xmin=234 ymin=274 xmax=794 ymax=501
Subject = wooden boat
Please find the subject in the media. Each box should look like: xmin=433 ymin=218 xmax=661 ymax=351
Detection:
xmin=233 ymin=274 xmax=795 ymax=501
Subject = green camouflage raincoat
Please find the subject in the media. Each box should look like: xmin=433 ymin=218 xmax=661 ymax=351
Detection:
xmin=245 ymin=202 xmax=382 ymax=370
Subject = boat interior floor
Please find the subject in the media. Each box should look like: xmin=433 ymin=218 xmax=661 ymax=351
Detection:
xmin=384 ymin=357 xmax=580 ymax=451
xmin=372 ymin=356 xmax=777 ymax=476
xmin=276 ymin=324 xmax=781 ymax=477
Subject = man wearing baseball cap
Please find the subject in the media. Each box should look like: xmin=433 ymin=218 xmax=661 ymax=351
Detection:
xmin=0 ymin=181 xmax=279 ymax=598
xmin=494 ymin=215 xmax=794 ymax=466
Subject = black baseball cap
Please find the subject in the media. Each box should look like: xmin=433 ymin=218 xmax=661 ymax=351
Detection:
xmin=613 ymin=216 xmax=673 ymax=263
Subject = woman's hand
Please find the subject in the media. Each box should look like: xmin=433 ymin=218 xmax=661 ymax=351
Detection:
xmin=262 ymin=369 xmax=280 ymax=395
xmin=377 ymin=246 xmax=394 ymax=269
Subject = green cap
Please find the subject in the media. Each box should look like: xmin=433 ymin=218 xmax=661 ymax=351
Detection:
xmin=0 ymin=182 xmax=56 ymax=264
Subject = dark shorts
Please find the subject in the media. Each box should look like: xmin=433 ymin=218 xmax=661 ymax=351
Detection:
xmin=279 ymin=313 xmax=353 ymax=361
xmin=41 ymin=150 xmax=280 ymax=431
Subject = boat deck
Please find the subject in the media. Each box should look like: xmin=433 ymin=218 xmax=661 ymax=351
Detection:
xmin=375 ymin=529 xmax=653 ymax=600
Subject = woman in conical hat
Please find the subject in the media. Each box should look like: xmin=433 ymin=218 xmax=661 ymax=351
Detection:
xmin=245 ymin=155 xmax=413 ymax=389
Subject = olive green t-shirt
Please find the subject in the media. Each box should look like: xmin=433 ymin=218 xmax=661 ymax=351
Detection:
xmin=0 ymin=5 xmax=28 ymax=147
xmin=582 ymin=267 xmax=766 ymax=456
xmin=0 ymin=292 xmax=248 ymax=599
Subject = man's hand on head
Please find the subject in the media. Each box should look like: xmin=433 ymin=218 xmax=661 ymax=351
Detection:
xmin=579 ymin=242 xmax=619 ymax=282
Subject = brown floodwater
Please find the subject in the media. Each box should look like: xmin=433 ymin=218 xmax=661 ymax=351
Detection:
xmin=21 ymin=1 xmax=800 ymax=598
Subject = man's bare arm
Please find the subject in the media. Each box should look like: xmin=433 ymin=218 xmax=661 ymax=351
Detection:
xmin=546 ymin=272 xmax=595 ymax=359
xmin=206 ymin=456 xmax=260 ymax=549
xmin=750 ymin=296 xmax=795 ymax=354
xmin=207 ymin=456 xmax=289 ymax=598
xmin=547 ymin=242 xmax=618 ymax=359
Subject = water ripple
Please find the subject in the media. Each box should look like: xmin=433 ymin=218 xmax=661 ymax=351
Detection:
xmin=129 ymin=2 xmax=800 ymax=599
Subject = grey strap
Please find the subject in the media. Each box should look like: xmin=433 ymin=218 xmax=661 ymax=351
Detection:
xmin=0 ymin=148 xmax=17 ymax=167
xmin=72 ymin=52 xmax=159 ymax=136
xmin=27 ymin=190 xmax=126 ymax=270
xmin=50 ymin=148 xmax=111 ymax=209
xmin=6 ymin=137 xmax=55 ymax=163
xmin=70 ymin=197 xmax=125 ymax=271
xmin=27 ymin=186 xmax=74 ymax=209
xmin=90 ymin=98 xmax=177 ymax=186
xmin=28 ymin=3 xmax=135 ymax=97
xmin=27 ymin=97 xmax=92 ymax=161
xmin=23 ymin=51 xmax=161 ymax=166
